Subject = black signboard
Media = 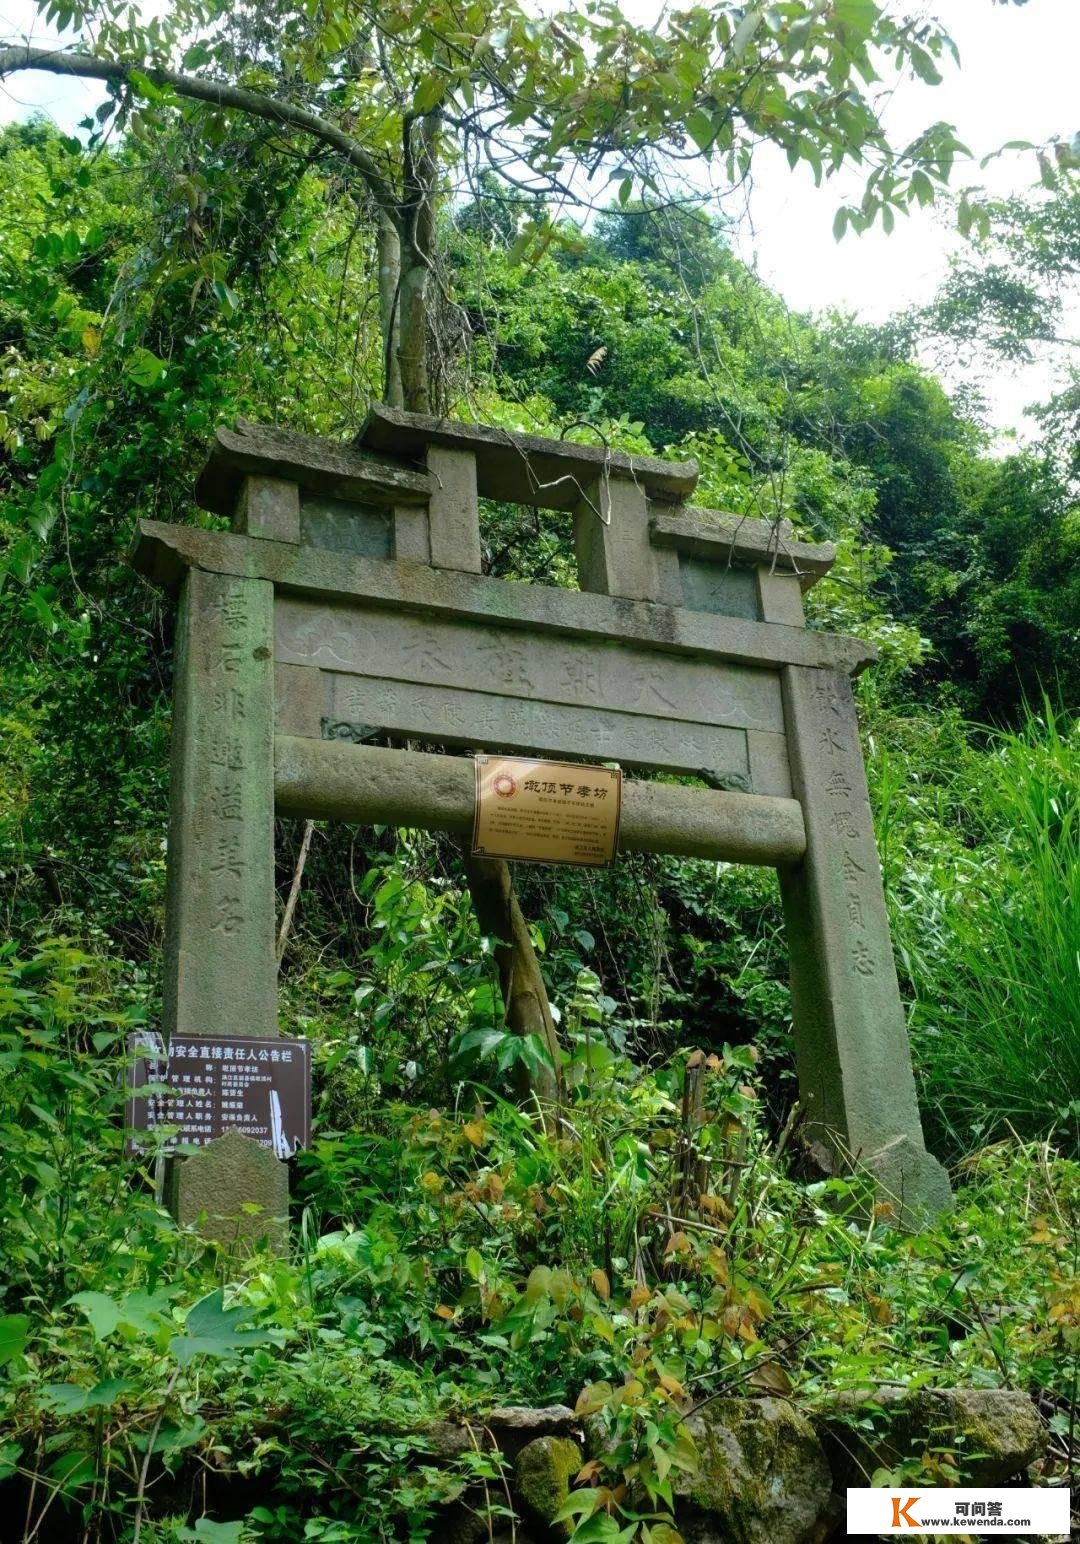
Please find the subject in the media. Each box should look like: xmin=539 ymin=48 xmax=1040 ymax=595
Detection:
xmin=126 ymin=1033 xmax=311 ymax=1156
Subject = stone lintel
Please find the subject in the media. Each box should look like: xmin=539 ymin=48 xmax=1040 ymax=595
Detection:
xmin=356 ymin=403 xmax=699 ymax=509
xmin=196 ymin=421 xmax=431 ymax=518
xmin=650 ymin=509 xmax=835 ymax=590
xmin=274 ymin=736 xmax=808 ymax=867
xmin=130 ymin=522 xmax=878 ymax=677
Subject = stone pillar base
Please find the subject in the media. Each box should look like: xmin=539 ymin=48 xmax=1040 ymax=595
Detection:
xmin=165 ymin=1130 xmax=289 ymax=1252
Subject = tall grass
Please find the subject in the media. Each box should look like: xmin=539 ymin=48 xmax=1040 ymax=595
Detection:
xmin=873 ymin=701 xmax=1080 ymax=1156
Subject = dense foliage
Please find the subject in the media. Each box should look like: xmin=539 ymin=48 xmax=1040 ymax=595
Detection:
xmin=0 ymin=107 xmax=1077 ymax=1541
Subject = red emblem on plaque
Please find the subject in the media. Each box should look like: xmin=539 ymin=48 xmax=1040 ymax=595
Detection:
xmin=493 ymin=771 xmax=517 ymax=799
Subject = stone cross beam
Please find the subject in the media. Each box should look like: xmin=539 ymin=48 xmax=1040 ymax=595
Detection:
xmin=131 ymin=407 xmax=951 ymax=1232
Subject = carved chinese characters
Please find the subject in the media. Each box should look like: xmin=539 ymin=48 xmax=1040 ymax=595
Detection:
xmin=273 ymin=599 xmax=792 ymax=794
xmin=777 ymin=667 xmax=952 ymax=1217
xmin=162 ymin=570 xmax=277 ymax=1042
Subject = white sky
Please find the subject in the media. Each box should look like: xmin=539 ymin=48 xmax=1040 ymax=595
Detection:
xmin=2 ymin=0 xmax=1077 ymax=436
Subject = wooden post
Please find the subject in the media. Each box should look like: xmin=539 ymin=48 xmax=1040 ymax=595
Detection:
xmin=776 ymin=667 xmax=951 ymax=1221
xmin=161 ymin=567 xmax=288 ymax=1247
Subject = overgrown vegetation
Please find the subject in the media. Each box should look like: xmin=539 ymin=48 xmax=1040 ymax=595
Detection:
xmin=0 ymin=11 xmax=1077 ymax=1534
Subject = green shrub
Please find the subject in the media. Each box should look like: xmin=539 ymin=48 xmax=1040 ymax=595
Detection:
xmin=873 ymin=701 xmax=1080 ymax=1154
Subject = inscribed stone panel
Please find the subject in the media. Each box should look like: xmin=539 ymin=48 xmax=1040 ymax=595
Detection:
xmin=678 ymin=557 xmax=760 ymax=620
xmin=299 ymin=496 xmax=392 ymax=558
xmin=327 ymin=673 xmax=754 ymax=785
xmin=274 ymin=598 xmax=785 ymax=734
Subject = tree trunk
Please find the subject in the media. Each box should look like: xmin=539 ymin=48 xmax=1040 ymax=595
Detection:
xmin=377 ymin=212 xmax=403 ymax=410
xmin=396 ymin=112 xmax=436 ymax=414
xmin=463 ymin=853 xmax=563 ymax=1106
xmin=379 ymin=114 xmax=563 ymax=1106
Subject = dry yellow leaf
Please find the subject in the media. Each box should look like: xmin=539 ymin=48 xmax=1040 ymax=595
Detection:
xmin=748 ymin=1361 xmax=792 ymax=1395
xmin=591 ymin=1268 xmax=611 ymax=1301
xmin=708 ymin=1248 xmax=730 ymax=1283
xmin=722 ymin=1304 xmax=743 ymax=1336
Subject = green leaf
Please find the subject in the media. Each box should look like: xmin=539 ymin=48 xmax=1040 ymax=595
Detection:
xmin=213 ymin=279 xmax=240 ymax=318
xmin=455 ymin=1028 xmax=507 ymax=1061
xmin=41 ymin=1382 xmax=90 ymax=1415
xmin=0 ymin=1315 xmax=28 ymax=1367
xmin=47 ymin=1450 xmax=95 ymax=1492
xmin=833 ymin=0 xmax=880 ymax=35
xmin=70 ymin=1290 xmax=121 ymax=1341
xmin=411 ymin=75 xmax=447 ymax=114
xmin=178 ymin=1522 xmax=245 ymax=1543
xmin=685 ymin=108 xmax=716 ymax=154
xmin=731 ymin=7 xmax=762 ymax=58
xmin=507 ymin=221 xmax=538 ymax=267
xmin=169 ymin=1290 xmax=274 ymax=1366
xmin=125 ymin=347 xmax=167 ymax=389
xmin=910 ymin=170 xmax=934 ymax=207
xmin=86 ymin=1378 xmax=136 ymax=1409
xmin=832 ymin=206 xmax=849 ymax=240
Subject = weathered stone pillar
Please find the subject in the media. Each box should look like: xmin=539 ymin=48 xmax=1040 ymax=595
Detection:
xmin=573 ymin=476 xmax=681 ymax=603
xmin=425 ymin=445 xmax=482 ymax=573
xmin=163 ymin=568 xmax=277 ymax=1039
xmin=162 ymin=566 xmax=287 ymax=1246
xmin=777 ymin=667 xmax=951 ymax=1221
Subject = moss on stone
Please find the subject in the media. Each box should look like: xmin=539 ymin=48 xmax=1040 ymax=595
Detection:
xmin=678 ymin=1397 xmax=832 ymax=1544
xmin=513 ymin=1434 xmax=582 ymax=1536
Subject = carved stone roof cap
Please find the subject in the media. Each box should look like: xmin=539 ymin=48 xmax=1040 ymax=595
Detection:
xmin=355 ymin=403 xmax=700 ymax=510
xmin=650 ymin=507 xmax=836 ymax=589
xmin=196 ymin=420 xmax=431 ymax=516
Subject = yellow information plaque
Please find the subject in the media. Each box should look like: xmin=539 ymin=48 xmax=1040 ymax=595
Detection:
xmin=472 ymin=755 xmax=622 ymax=868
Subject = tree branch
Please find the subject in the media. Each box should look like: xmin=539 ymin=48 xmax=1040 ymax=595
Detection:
xmin=0 ymin=46 xmax=399 ymax=221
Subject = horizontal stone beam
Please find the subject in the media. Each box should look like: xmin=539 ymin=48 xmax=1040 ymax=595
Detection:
xmin=274 ymin=737 xmax=808 ymax=867
xmin=196 ymin=422 xmax=431 ymax=517
xmin=649 ymin=511 xmax=835 ymax=589
xmin=356 ymin=403 xmax=700 ymax=509
xmin=131 ymin=523 xmax=877 ymax=676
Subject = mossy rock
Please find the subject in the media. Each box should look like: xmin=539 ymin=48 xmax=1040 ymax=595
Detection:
xmin=513 ymin=1434 xmax=582 ymax=1539
xmin=818 ymin=1385 xmax=1047 ymax=1488
xmin=677 ymin=1396 xmax=833 ymax=1544
xmin=907 ymin=1389 xmax=1046 ymax=1483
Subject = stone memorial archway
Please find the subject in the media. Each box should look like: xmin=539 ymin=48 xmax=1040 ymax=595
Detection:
xmin=130 ymin=407 xmax=951 ymax=1239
